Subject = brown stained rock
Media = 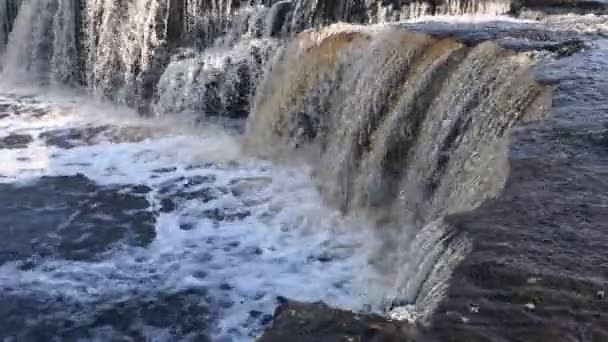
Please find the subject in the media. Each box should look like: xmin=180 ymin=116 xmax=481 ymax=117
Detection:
xmin=257 ymin=300 xmax=433 ymax=342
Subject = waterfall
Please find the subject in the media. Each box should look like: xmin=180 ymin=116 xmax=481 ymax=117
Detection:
xmin=0 ymin=0 xmax=288 ymax=111
xmin=367 ymin=0 xmax=512 ymax=22
xmin=151 ymin=39 xmax=278 ymax=119
xmin=51 ymin=0 xmax=80 ymax=83
xmin=1 ymin=0 xmax=79 ymax=83
xmin=0 ymin=1 xmax=551 ymax=304
xmin=1 ymin=0 xmax=519 ymax=109
xmin=246 ymin=23 xmax=551 ymax=309
xmin=247 ymin=24 xmax=550 ymax=218
xmin=0 ymin=0 xmax=581 ymax=333
xmin=0 ymin=0 xmax=550 ymax=307
xmin=181 ymin=0 xmax=238 ymax=45
xmin=2 ymin=0 xmax=57 ymax=80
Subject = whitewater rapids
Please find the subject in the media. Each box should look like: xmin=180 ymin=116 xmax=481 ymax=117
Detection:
xmin=0 ymin=88 xmax=390 ymax=340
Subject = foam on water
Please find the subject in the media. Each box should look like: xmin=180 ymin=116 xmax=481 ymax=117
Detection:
xmin=0 ymin=92 xmax=385 ymax=340
xmin=401 ymin=14 xmax=533 ymax=23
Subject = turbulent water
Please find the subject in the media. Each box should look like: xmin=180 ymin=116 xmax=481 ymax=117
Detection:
xmin=1 ymin=0 xmax=607 ymax=341
xmin=0 ymin=89 xmax=392 ymax=340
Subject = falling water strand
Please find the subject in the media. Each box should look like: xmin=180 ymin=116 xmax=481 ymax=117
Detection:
xmin=1 ymin=0 xmax=78 ymax=83
xmin=0 ymin=0 xmax=9 ymax=53
xmin=84 ymin=0 xmax=171 ymax=103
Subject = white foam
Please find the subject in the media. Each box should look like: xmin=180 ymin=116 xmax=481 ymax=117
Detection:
xmin=0 ymin=92 xmax=385 ymax=340
xmin=153 ymin=38 xmax=277 ymax=117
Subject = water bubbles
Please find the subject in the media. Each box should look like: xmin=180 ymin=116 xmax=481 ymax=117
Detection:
xmin=0 ymin=93 xmax=384 ymax=340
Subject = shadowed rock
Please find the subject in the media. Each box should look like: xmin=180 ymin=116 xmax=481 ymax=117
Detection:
xmin=0 ymin=134 xmax=33 ymax=149
xmin=258 ymin=300 xmax=430 ymax=342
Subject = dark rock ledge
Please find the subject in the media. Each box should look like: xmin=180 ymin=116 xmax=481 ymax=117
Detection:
xmin=257 ymin=300 xmax=435 ymax=342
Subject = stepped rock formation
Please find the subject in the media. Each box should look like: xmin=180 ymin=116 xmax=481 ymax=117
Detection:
xmin=249 ymin=23 xmax=608 ymax=341
xmin=247 ymin=23 xmax=552 ymax=317
xmin=0 ymin=0 xmax=597 ymax=109
xmin=250 ymin=20 xmax=608 ymax=342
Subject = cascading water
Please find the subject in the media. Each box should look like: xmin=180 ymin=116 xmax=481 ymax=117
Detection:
xmin=246 ymin=23 xmax=551 ymax=314
xmin=1 ymin=0 xmax=521 ymax=104
xmin=367 ymin=0 xmax=512 ymax=23
xmin=2 ymin=0 xmax=290 ymax=111
xmin=151 ymin=3 xmax=282 ymax=118
xmin=1 ymin=0 xmax=79 ymax=83
xmin=83 ymin=0 xmax=172 ymax=103
xmin=152 ymin=39 xmax=278 ymax=119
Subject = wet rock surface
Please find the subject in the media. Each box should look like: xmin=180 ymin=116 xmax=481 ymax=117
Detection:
xmin=258 ymin=300 xmax=428 ymax=342
xmin=41 ymin=125 xmax=113 ymax=149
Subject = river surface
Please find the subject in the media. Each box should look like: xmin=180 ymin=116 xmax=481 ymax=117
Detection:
xmin=0 ymin=88 xmax=387 ymax=341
